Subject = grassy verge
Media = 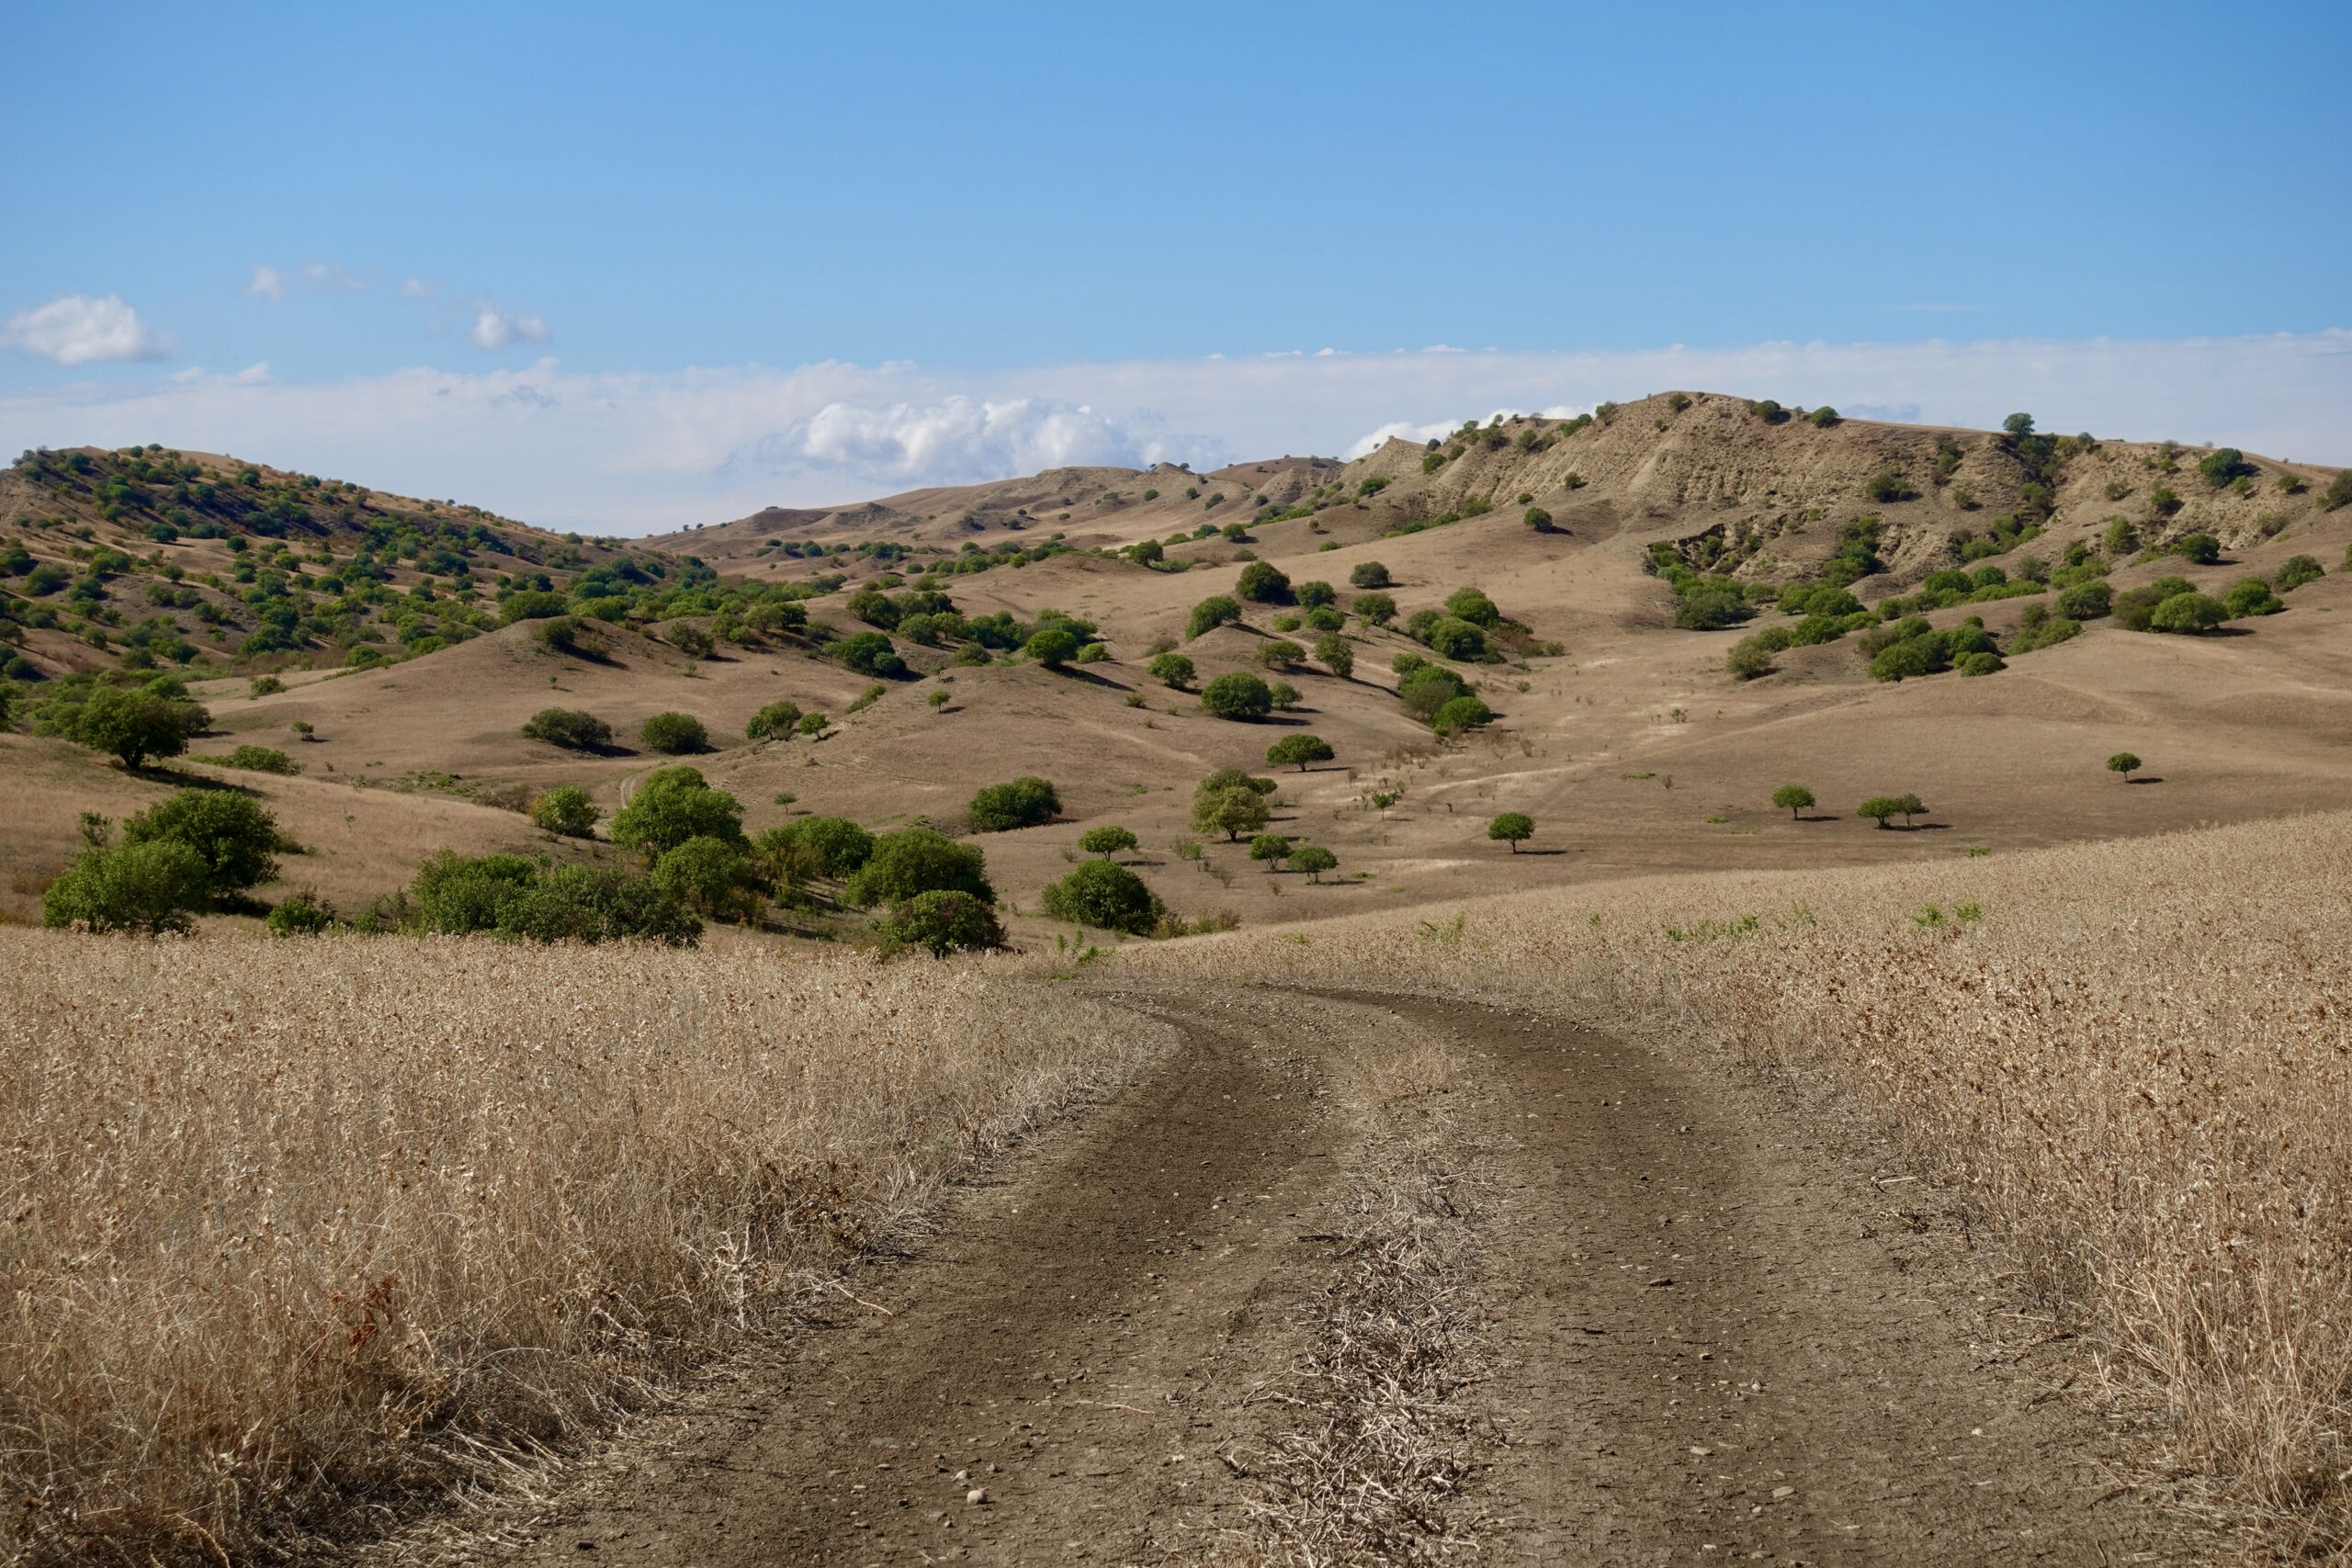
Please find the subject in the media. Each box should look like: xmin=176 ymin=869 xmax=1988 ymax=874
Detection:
xmin=0 ymin=936 xmax=1159 ymax=1565
xmin=1117 ymin=812 xmax=2352 ymax=1555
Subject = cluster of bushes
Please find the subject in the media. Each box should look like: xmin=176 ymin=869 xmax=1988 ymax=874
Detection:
xmin=1858 ymin=615 xmax=2004 ymax=681
xmin=1190 ymin=768 xmax=1278 ymax=840
xmin=967 ymin=775 xmax=1059 ymax=831
xmin=400 ymin=850 xmax=704 ymax=944
xmin=1875 ymin=564 xmax=2050 ymax=617
xmin=31 ymin=672 xmax=210 ymax=769
xmin=42 ymin=788 xmax=283 ymax=933
xmin=1398 ymin=586 xmax=1511 ymax=661
xmin=1952 ymin=514 xmax=2043 ymax=561
xmin=1391 ymin=654 xmax=1493 ymax=734
xmin=1649 ymin=544 xmax=1774 ymax=630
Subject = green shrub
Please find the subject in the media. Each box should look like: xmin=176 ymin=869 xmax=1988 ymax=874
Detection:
xmin=746 ymin=699 xmax=803 ymax=740
xmin=1957 ymin=650 xmax=2005 ymax=676
xmin=797 ymin=711 xmax=830 ymax=735
xmin=1266 ymin=733 xmax=1334 ymax=771
xmin=1487 ymin=812 xmax=1534 ymax=851
xmin=1350 ymin=561 xmax=1391 ymax=589
xmin=1674 ymin=589 xmax=1750 ymax=631
xmin=1725 ymin=635 xmax=1778 ymax=679
xmin=2172 ymin=533 xmax=2222 ymax=566
xmin=639 ymin=711 xmax=710 ymax=754
xmin=830 ymin=630 xmax=907 ymax=678
xmin=665 ymin=622 xmax=716 ymax=660
xmin=1443 ymin=588 xmax=1500 ymax=627
xmin=1237 ymin=561 xmax=1292 ymax=604
xmin=530 ymin=785 xmax=600 ymax=838
xmin=1865 ymin=472 xmax=1917 ymax=503
xmin=1079 ymin=825 xmax=1139 ymax=858
xmin=1248 ymin=832 xmax=1291 ymax=867
xmin=1351 ymin=592 xmax=1396 ymax=626
xmin=2149 ymin=592 xmax=2227 ymax=634
xmin=2324 ymin=470 xmax=2352 ymax=511
xmin=2275 ymin=555 xmax=2325 ymax=592
xmin=42 ymin=840 xmax=209 ymax=933
xmin=490 ymin=863 xmax=700 ymax=945
xmin=249 ymin=675 xmax=286 ymax=696
xmin=1148 ymin=651 xmax=1195 ymax=688
xmin=1253 ymin=638 xmax=1302 ymax=671
xmin=1289 ymin=845 xmax=1338 ymax=882
xmin=877 ymin=889 xmax=1005 ymax=955
xmin=969 ymin=775 xmax=1061 ymax=831
xmin=534 ymin=616 xmax=604 ymax=656
xmin=652 ymin=836 xmax=763 ymax=919
xmin=1020 ymin=626 xmax=1079 ymax=668
xmin=1201 ymin=671 xmax=1273 ymax=720
xmin=2056 ymin=581 xmax=2112 ymax=619
xmin=1523 ymin=506 xmax=1553 ymax=531
xmin=1785 ymin=614 xmax=1846 ymax=647
xmin=1431 ymin=694 xmax=1493 ymax=735
xmin=1187 ymin=595 xmax=1243 ymax=639
xmin=1312 ymin=631 xmax=1353 ymax=679
xmin=2010 ymin=615 xmax=2081 ymax=654
xmin=1869 ymin=636 xmax=1948 ymax=682
xmin=1808 ymin=406 xmax=1839 ymax=427
xmin=2198 ymin=448 xmax=2249 ymax=487
xmin=266 ymin=890 xmax=335 ymax=936
xmin=1749 ymin=399 xmax=1788 ymax=423
xmin=1294 ymin=580 xmax=1336 ymax=609
xmin=843 ymin=828 xmax=993 ymax=908
xmin=608 ymin=765 xmax=744 ymax=854
xmin=2222 ymin=577 xmax=2284 ymax=618
xmin=218 ymin=744 xmax=299 ymax=774
xmin=1424 ymin=617 xmax=1489 ymax=661
xmin=502 ymin=590 xmax=571 ymax=623
xmin=122 ymin=789 xmax=278 ymax=897
xmin=2112 ymin=578 xmax=2194 ymax=631
xmin=755 ymin=816 xmax=874 ymax=880
xmin=1040 ymin=858 xmax=1164 ymax=933
xmin=521 ymin=707 xmax=613 ymax=750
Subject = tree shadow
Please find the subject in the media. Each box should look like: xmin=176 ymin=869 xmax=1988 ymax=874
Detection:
xmin=1046 ymin=665 xmax=1134 ymax=692
xmin=2127 ymin=776 xmax=2165 ymax=784
xmin=1509 ymin=847 xmax=1572 ymax=855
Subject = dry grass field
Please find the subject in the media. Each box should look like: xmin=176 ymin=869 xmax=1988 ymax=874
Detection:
xmin=0 ymin=935 xmax=1165 ymax=1565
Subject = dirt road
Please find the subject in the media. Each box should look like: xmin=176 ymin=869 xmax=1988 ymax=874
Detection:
xmin=481 ymin=986 xmax=2199 ymax=1566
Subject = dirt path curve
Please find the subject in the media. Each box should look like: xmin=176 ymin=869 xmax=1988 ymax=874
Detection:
xmin=484 ymin=986 xmax=2198 ymax=1567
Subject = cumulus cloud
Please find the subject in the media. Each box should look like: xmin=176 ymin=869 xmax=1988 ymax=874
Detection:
xmin=400 ymin=278 xmax=435 ymax=300
xmin=1 ymin=331 xmax=2344 ymax=534
xmin=4 ymin=294 xmax=166 ymax=366
xmin=244 ymin=265 xmax=290 ymax=300
xmin=468 ymin=306 xmax=552 ymax=350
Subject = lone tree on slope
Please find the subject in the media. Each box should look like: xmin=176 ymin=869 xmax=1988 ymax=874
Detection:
xmin=2107 ymin=751 xmax=2142 ymax=782
xmin=1771 ymin=784 xmax=1815 ymax=820
xmin=1266 ymin=734 xmax=1334 ymax=772
xmin=1487 ymin=812 xmax=1534 ymax=852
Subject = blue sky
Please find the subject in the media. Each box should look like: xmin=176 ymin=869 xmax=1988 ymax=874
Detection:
xmin=5 ymin=1 xmax=2348 ymax=528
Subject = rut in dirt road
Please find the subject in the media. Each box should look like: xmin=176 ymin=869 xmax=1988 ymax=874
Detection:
xmin=481 ymin=987 xmax=2202 ymax=1567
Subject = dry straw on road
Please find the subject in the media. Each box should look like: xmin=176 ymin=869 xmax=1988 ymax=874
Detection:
xmin=1120 ymin=809 xmax=2352 ymax=1557
xmin=0 ymin=937 xmax=1160 ymax=1565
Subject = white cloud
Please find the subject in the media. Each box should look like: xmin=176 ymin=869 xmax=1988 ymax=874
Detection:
xmin=1 ymin=330 xmax=2345 ymax=534
xmin=4 ymin=294 xmax=166 ymax=366
xmin=232 ymin=362 xmax=271 ymax=385
xmin=244 ymin=265 xmax=290 ymax=300
xmin=400 ymin=278 xmax=435 ymax=300
xmin=302 ymin=262 xmax=365 ymax=293
xmin=468 ymin=306 xmax=552 ymax=349
xmin=1343 ymin=418 xmax=1456 ymax=458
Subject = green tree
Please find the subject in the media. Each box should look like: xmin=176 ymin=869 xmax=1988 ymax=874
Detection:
xmin=877 ymin=889 xmax=1005 ymax=955
xmin=2275 ymin=555 xmax=2325 ymax=592
xmin=1349 ymin=560 xmax=1391 ymax=589
xmin=266 ymin=890 xmax=335 ymax=936
xmin=968 ymin=775 xmax=1061 ymax=831
xmin=2149 ymin=592 xmax=2227 ymax=634
xmin=843 ymin=828 xmax=993 ymax=908
xmin=2056 ymin=581 xmax=2113 ymax=620
xmin=1857 ymin=796 xmax=1904 ymax=829
xmin=1523 ymin=506 xmax=1553 ymax=531
xmin=1258 ymin=638 xmax=1306 ymax=670
xmin=1187 ymin=595 xmax=1242 ymax=639
xmin=522 ymin=706 xmax=613 ymax=750
xmin=1895 ymin=793 xmax=1928 ymax=826
xmin=1237 ymin=561 xmax=1292 ymax=604
xmin=2171 ymin=533 xmax=2222 ymax=565
xmin=2198 ymin=447 xmax=2248 ymax=487
xmin=652 ymin=835 xmax=762 ymax=919
xmin=1725 ymin=636 xmax=1778 ymax=680
xmin=2222 ymin=577 xmax=2283 ymax=618
xmin=1312 ymin=631 xmax=1353 ymax=679
xmin=1265 ymin=733 xmax=1334 ymax=772
xmin=42 ymin=840 xmax=209 ymax=933
xmin=608 ymin=766 xmax=745 ymax=855
xmin=746 ymin=699 xmax=803 ymax=740
xmin=755 ymin=815 xmax=874 ymax=880
xmin=1201 ymin=671 xmax=1273 ymax=720
xmin=121 ymin=789 xmax=279 ymax=897
xmin=639 ymin=711 xmax=710 ymax=754
xmin=1290 ymin=845 xmax=1338 ymax=883
xmin=1771 ymin=784 xmax=1815 ymax=819
xmin=1192 ymin=784 xmax=1272 ymax=841
xmin=1487 ymin=812 xmax=1533 ymax=852
xmin=2106 ymin=751 xmax=2142 ymax=781
xmin=1024 ymin=626 xmax=1080 ymax=668
xmin=1351 ymin=591 xmax=1396 ymax=626
xmin=1445 ymin=588 xmax=1501 ymax=627
xmin=2325 ymin=470 xmax=2352 ymax=512
xmin=1079 ymin=824 xmax=1139 ymax=858
xmin=67 ymin=682 xmax=209 ymax=769
xmin=1432 ymin=694 xmax=1494 ymax=735
xmin=1148 ymin=651 xmax=1195 ymax=688
xmin=1248 ymin=832 xmax=1291 ymax=868
xmin=530 ymin=785 xmax=601 ymax=838
xmin=1039 ymin=858 xmax=1165 ymax=933
xmin=831 ymin=630 xmax=907 ymax=677
xmin=1268 ymin=680 xmax=1302 ymax=710
xmin=2003 ymin=412 xmax=2035 ymax=436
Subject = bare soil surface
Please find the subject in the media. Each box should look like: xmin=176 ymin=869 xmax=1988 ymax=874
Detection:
xmin=451 ymin=987 xmax=2206 ymax=1567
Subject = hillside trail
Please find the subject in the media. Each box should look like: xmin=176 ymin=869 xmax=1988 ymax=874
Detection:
xmin=471 ymin=985 xmax=2205 ymax=1567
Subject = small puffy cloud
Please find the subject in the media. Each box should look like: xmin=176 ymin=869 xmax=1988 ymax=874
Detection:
xmin=400 ymin=277 xmax=434 ymax=300
xmin=303 ymin=262 xmax=365 ymax=292
xmin=244 ymin=265 xmax=290 ymax=300
xmin=3 ymin=293 xmax=166 ymax=366
xmin=469 ymin=306 xmax=552 ymax=350
xmin=752 ymin=394 xmax=1193 ymax=487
